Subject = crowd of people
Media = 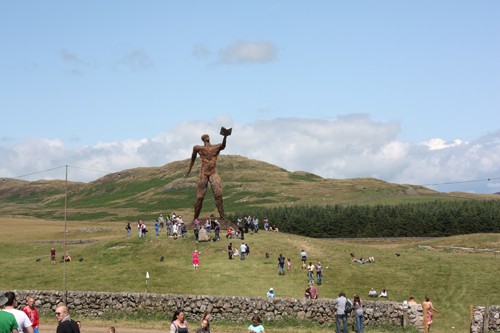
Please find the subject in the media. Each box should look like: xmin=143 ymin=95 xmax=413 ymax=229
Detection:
xmin=21 ymin=212 xmax=440 ymax=333
xmin=128 ymin=213 xmax=227 ymax=243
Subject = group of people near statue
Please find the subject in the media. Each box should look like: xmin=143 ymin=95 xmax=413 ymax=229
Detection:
xmin=127 ymin=213 xmax=191 ymax=239
xmin=127 ymin=213 xmax=232 ymax=242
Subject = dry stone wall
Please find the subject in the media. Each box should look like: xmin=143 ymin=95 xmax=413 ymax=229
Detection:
xmin=470 ymin=306 xmax=500 ymax=333
xmin=7 ymin=290 xmax=423 ymax=329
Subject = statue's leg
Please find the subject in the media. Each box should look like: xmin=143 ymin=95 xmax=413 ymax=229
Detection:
xmin=210 ymin=173 xmax=224 ymax=219
xmin=194 ymin=175 xmax=209 ymax=219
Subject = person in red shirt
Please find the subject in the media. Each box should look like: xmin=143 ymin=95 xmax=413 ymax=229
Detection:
xmin=22 ymin=297 xmax=39 ymax=333
xmin=50 ymin=248 xmax=56 ymax=265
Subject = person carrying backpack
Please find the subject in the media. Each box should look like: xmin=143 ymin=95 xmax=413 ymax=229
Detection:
xmin=333 ymin=292 xmax=350 ymax=333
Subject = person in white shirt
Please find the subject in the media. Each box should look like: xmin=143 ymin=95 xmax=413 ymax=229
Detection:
xmin=379 ymin=288 xmax=388 ymax=298
xmin=332 ymin=292 xmax=348 ymax=333
xmin=2 ymin=292 xmax=33 ymax=333
xmin=240 ymin=243 xmax=247 ymax=260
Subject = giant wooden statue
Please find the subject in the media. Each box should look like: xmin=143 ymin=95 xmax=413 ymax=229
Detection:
xmin=186 ymin=127 xmax=232 ymax=220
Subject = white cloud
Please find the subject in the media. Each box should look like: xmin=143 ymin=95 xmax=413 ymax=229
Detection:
xmin=218 ymin=41 xmax=277 ymax=64
xmin=421 ymin=138 xmax=465 ymax=150
xmin=1 ymin=118 xmax=499 ymax=194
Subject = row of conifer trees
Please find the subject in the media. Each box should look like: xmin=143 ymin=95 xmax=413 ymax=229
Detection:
xmin=227 ymin=200 xmax=500 ymax=238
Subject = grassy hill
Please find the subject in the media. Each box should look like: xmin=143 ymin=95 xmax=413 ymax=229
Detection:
xmin=0 ymin=216 xmax=498 ymax=333
xmin=1 ymin=155 xmax=498 ymax=222
xmin=2 ymin=156 xmax=499 ymax=332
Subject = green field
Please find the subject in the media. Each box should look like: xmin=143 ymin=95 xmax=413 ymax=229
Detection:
xmin=1 ymin=217 xmax=498 ymax=332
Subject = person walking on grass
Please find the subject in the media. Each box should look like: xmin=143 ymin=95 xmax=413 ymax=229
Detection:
xmin=422 ymin=296 xmax=439 ymax=332
xmin=50 ymin=248 xmax=56 ymax=265
xmin=300 ymin=249 xmax=307 ymax=269
xmin=307 ymin=262 xmax=315 ymax=284
xmin=125 ymin=222 xmax=131 ymax=237
xmin=240 ymin=243 xmax=247 ymax=260
xmin=192 ymin=250 xmax=200 ymax=269
xmin=316 ymin=261 xmax=323 ymax=285
xmin=277 ymin=254 xmax=286 ymax=275
xmin=227 ymin=242 xmax=233 ymax=259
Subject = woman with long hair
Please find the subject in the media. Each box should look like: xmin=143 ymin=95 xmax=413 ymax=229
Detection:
xmin=170 ymin=309 xmax=189 ymax=333
xmin=422 ymin=296 xmax=439 ymax=331
xmin=353 ymin=294 xmax=364 ymax=333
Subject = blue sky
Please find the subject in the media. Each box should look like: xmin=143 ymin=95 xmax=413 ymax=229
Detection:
xmin=1 ymin=1 xmax=499 ymax=194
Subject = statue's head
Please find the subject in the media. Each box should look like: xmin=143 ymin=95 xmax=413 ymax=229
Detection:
xmin=201 ymin=134 xmax=210 ymax=142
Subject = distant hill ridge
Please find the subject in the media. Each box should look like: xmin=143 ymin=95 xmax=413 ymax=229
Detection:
xmin=1 ymin=155 xmax=498 ymax=221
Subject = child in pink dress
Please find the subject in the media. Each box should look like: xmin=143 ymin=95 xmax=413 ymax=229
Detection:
xmin=192 ymin=250 xmax=200 ymax=269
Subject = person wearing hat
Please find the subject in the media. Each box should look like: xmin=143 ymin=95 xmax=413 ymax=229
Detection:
xmin=266 ymin=288 xmax=274 ymax=302
xmin=0 ymin=294 xmax=18 ymax=333
xmin=2 ymin=292 xmax=32 ymax=333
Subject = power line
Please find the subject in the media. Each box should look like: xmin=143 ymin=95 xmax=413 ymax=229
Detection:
xmin=422 ymin=177 xmax=500 ymax=187
xmin=2 ymin=165 xmax=113 ymax=182
xmin=67 ymin=165 xmax=116 ymax=175
xmin=4 ymin=166 xmax=67 ymax=180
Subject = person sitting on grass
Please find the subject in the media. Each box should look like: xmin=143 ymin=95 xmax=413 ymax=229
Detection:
xmin=379 ymin=288 xmax=388 ymax=298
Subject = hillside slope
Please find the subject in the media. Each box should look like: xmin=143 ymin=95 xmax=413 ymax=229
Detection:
xmin=1 ymin=155 xmax=498 ymax=221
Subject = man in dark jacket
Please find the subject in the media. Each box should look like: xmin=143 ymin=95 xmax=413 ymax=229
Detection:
xmin=55 ymin=305 xmax=80 ymax=333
